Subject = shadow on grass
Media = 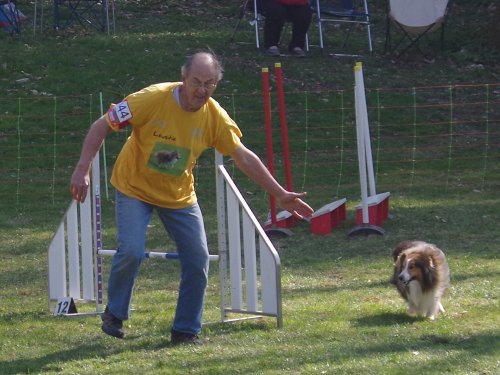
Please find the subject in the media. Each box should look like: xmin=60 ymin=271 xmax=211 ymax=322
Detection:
xmin=348 ymin=329 xmax=500 ymax=358
xmin=201 ymin=319 xmax=273 ymax=336
xmin=352 ymin=311 xmax=423 ymax=326
xmin=0 ymin=311 xmax=48 ymax=324
xmin=0 ymin=334 xmax=176 ymax=375
xmin=0 ymin=319 xmax=274 ymax=375
xmin=1 ymin=343 xmax=109 ymax=375
xmin=350 ymin=312 xmax=500 ymax=362
xmin=298 ymin=330 xmax=500 ymax=375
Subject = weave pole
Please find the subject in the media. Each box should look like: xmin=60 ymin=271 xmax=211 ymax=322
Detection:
xmin=261 ymin=66 xmax=293 ymax=236
xmin=261 ymin=67 xmax=277 ymax=227
xmin=274 ymin=62 xmax=293 ymax=191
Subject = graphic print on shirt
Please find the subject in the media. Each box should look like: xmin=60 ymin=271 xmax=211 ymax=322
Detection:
xmin=148 ymin=142 xmax=189 ymax=176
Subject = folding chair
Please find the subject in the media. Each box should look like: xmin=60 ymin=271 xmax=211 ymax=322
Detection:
xmin=311 ymin=0 xmax=373 ymax=53
xmin=53 ymin=0 xmax=115 ymax=33
xmin=0 ymin=0 xmax=27 ymax=35
xmin=230 ymin=0 xmax=309 ymax=52
xmin=230 ymin=0 xmax=262 ymax=48
xmin=384 ymin=0 xmax=450 ymax=59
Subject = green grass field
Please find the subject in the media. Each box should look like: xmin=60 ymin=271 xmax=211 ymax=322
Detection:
xmin=0 ymin=1 xmax=499 ymax=374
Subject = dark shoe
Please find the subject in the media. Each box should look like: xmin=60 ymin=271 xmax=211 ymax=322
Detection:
xmin=266 ymin=45 xmax=280 ymax=56
xmin=101 ymin=306 xmax=124 ymax=339
xmin=171 ymin=329 xmax=202 ymax=346
xmin=291 ymin=47 xmax=306 ymax=57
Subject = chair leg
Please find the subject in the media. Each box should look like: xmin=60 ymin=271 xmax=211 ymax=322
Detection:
xmin=440 ymin=22 xmax=445 ymax=52
xmin=251 ymin=0 xmax=261 ymax=49
xmin=317 ymin=19 xmax=324 ymax=51
xmin=275 ymin=23 xmax=309 ymax=52
xmin=279 ymin=22 xmax=288 ymax=47
xmin=340 ymin=24 xmax=354 ymax=50
xmin=363 ymin=0 xmax=373 ymax=52
xmin=395 ymin=23 xmax=435 ymax=59
xmin=384 ymin=18 xmax=391 ymax=54
xmin=366 ymin=21 xmax=373 ymax=52
xmin=230 ymin=0 xmax=249 ymax=42
xmin=229 ymin=0 xmax=261 ymax=49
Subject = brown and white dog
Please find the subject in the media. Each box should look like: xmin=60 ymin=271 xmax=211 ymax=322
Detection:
xmin=390 ymin=241 xmax=450 ymax=320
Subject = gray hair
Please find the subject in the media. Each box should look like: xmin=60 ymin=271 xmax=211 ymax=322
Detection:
xmin=181 ymin=50 xmax=224 ymax=81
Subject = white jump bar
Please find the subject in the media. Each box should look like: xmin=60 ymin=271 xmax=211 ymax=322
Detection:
xmin=98 ymin=249 xmax=219 ymax=262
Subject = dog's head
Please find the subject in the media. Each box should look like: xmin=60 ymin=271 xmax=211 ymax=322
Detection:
xmin=397 ymin=251 xmax=436 ymax=290
xmin=156 ymin=150 xmax=180 ymax=163
xmin=390 ymin=240 xmax=423 ymax=289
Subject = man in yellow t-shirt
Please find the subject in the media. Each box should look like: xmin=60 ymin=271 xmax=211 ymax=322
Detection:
xmin=70 ymin=51 xmax=313 ymax=345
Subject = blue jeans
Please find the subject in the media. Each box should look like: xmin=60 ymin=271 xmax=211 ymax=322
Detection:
xmin=107 ymin=190 xmax=209 ymax=335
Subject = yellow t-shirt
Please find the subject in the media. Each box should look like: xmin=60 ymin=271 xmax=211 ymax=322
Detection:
xmin=105 ymin=82 xmax=242 ymax=208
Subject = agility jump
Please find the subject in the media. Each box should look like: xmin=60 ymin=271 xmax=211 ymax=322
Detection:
xmin=48 ymin=149 xmax=283 ymax=328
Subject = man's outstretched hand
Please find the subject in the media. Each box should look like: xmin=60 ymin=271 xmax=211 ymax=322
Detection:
xmin=276 ymin=192 xmax=314 ymax=220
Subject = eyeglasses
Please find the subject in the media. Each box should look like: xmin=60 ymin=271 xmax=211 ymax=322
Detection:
xmin=188 ymin=79 xmax=218 ymax=91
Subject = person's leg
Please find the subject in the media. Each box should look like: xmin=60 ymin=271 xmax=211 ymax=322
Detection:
xmin=263 ymin=0 xmax=287 ymax=49
xmin=287 ymin=4 xmax=312 ymax=52
xmin=157 ymin=203 xmax=209 ymax=335
xmin=107 ymin=190 xmax=153 ymax=321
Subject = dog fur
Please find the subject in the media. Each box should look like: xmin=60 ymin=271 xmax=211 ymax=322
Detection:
xmin=155 ymin=150 xmax=180 ymax=169
xmin=390 ymin=240 xmax=450 ymax=320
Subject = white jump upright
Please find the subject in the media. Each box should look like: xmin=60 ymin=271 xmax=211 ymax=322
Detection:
xmin=215 ymin=153 xmax=282 ymax=327
xmin=348 ymin=62 xmax=390 ymax=237
xmin=48 ymin=149 xmax=283 ymax=328
xmin=48 ymin=200 xmax=95 ymax=310
xmin=48 ymin=150 xmax=103 ymax=315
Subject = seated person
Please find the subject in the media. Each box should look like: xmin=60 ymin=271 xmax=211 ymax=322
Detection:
xmin=262 ymin=0 xmax=312 ymax=57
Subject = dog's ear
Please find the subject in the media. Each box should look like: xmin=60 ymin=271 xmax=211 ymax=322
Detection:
xmin=390 ymin=252 xmax=406 ymax=286
xmin=419 ymin=258 xmax=436 ymax=292
xmin=392 ymin=246 xmax=403 ymax=263
xmin=392 ymin=241 xmax=415 ymax=262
